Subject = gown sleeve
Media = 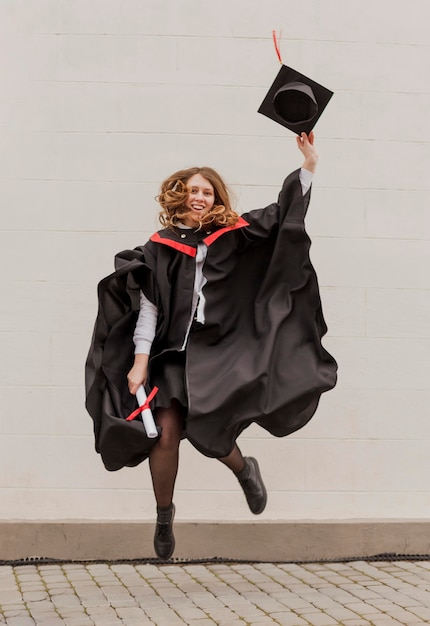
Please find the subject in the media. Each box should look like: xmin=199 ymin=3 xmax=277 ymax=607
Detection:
xmin=239 ymin=168 xmax=312 ymax=246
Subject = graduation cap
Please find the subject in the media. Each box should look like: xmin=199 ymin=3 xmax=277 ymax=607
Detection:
xmin=258 ymin=64 xmax=333 ymax=135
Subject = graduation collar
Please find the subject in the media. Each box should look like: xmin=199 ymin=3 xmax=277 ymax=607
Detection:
xmin=150 ymin=217 xmax=249 ymax=257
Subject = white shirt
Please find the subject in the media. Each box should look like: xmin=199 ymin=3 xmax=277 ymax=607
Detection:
xmin=133 ymin=169 xmax=313 ymax=354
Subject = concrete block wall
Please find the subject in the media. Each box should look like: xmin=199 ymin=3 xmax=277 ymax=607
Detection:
xmin=0 ymin=0 xmax=429 ymax=526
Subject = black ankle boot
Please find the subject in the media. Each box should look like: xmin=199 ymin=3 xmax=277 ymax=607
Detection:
xmin=154 ymin=503 xmax=175 ymax=560
xmin=236 ymin=457 xmax=267 ymax=515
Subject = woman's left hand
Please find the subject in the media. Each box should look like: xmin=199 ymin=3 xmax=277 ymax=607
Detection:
xmin=296 ymin=131 xmax=318 ymax=173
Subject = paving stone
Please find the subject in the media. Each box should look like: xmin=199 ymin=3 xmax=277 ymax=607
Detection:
xmin=1 ymin=605 xmax=26 ymax=615
xmin=371 ymin=617 xmax=409 ymax=626
xmin=408 ymin=606 xmax=430 ymax=620
xmin=22 ymin=591 xmax=49 ymax=602
xmin=34 ymin=615 xmax=68 ymax=626
xmin=0 ymin=593 xmax=22 ymax=604
xmin=142 ymin=607 xmax=185 ymax=624
xmin=52 ymin=594 xmax=82 ymax=608
xmin=269 ymin=613 xmax=308 ymax=626
xmin=3 ymin=610 xmax=31 ymax=618
xmin=179 ymin=618 xmax=217 ymax=626
xmin=114 ymin=611 xmax=155 ymax=624
xmin=301 ymin=612 xmax=338 ymax=626
xmin=206 ymin=607 xmax=244 ymax=621
xmin=384 ymin=606 xmax=425 ymax=622
xmin=85 ymin=607 xmax=119 ymax=619
xmin=186 ymin=592 xmax=223 ymax=609
xmin=175 ymin=606 xmax=210 ymax=620
xmin=324 ymin=606 xmax=361 ymax=621
xmin=115 ymin=607 xmax=149 ymax=619
xmin=26 ymin=601 xmax=59 ymax=613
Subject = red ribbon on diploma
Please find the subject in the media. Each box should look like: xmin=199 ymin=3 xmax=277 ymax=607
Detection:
xmin=125 ymin=386 xmax=159 ymax=421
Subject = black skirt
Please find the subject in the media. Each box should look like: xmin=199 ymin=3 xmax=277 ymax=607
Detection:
xmin=149 ymin=349 xmax=188 ymax=413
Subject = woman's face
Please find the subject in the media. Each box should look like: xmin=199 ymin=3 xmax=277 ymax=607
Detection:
xmin=182 ymin=173 xmax=215 ymax=226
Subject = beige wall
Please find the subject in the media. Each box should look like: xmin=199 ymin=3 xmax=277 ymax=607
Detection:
xmin=0 ymin=0 xmax=429 ymax=523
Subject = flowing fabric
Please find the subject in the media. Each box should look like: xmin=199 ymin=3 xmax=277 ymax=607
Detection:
xmin=85 ymin=169 xmax=337 ymax=470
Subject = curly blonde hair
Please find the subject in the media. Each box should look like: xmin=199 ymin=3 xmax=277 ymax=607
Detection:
xmin=157 ymin=166 xmax=239 ymax=229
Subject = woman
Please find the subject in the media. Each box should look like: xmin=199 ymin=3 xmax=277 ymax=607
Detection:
xmin=85 ymin=132 xmax=337 ymax=560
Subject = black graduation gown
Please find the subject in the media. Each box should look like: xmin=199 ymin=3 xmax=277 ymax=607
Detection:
xmin=85 ymin=169 xmax=337 ymax=471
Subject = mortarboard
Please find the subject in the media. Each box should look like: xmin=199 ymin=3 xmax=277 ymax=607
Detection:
xmin=258 ymin=32 xmax=333 ymax=135
xmin=258 ymin=64 xmax=333 ymax=135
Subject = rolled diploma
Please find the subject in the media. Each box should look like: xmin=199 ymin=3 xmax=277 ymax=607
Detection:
xmin=136 ymin=385 xmax=158 ymax=438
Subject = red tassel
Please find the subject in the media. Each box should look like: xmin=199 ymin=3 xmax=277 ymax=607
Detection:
xmin=272 ymin=30 xmax=283 ymax=64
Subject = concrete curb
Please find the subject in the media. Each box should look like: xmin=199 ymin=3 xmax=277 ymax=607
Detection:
xmin=2 ymin=520 xmax=430 ymax=562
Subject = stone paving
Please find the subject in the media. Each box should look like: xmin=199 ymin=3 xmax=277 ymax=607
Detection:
xmin=1 ymin=560 xmax=430 ymax=625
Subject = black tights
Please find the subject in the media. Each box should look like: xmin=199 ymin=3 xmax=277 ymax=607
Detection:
xmin=149 ymin=402 xmax=245 ymax=509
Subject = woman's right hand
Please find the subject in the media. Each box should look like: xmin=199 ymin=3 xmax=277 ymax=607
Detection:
xmin=127 ymin=354 xmax=149 ymax=395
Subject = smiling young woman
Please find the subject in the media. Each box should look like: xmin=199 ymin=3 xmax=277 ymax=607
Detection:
xmin=85 ymin=133 xmax=337 ymax=561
